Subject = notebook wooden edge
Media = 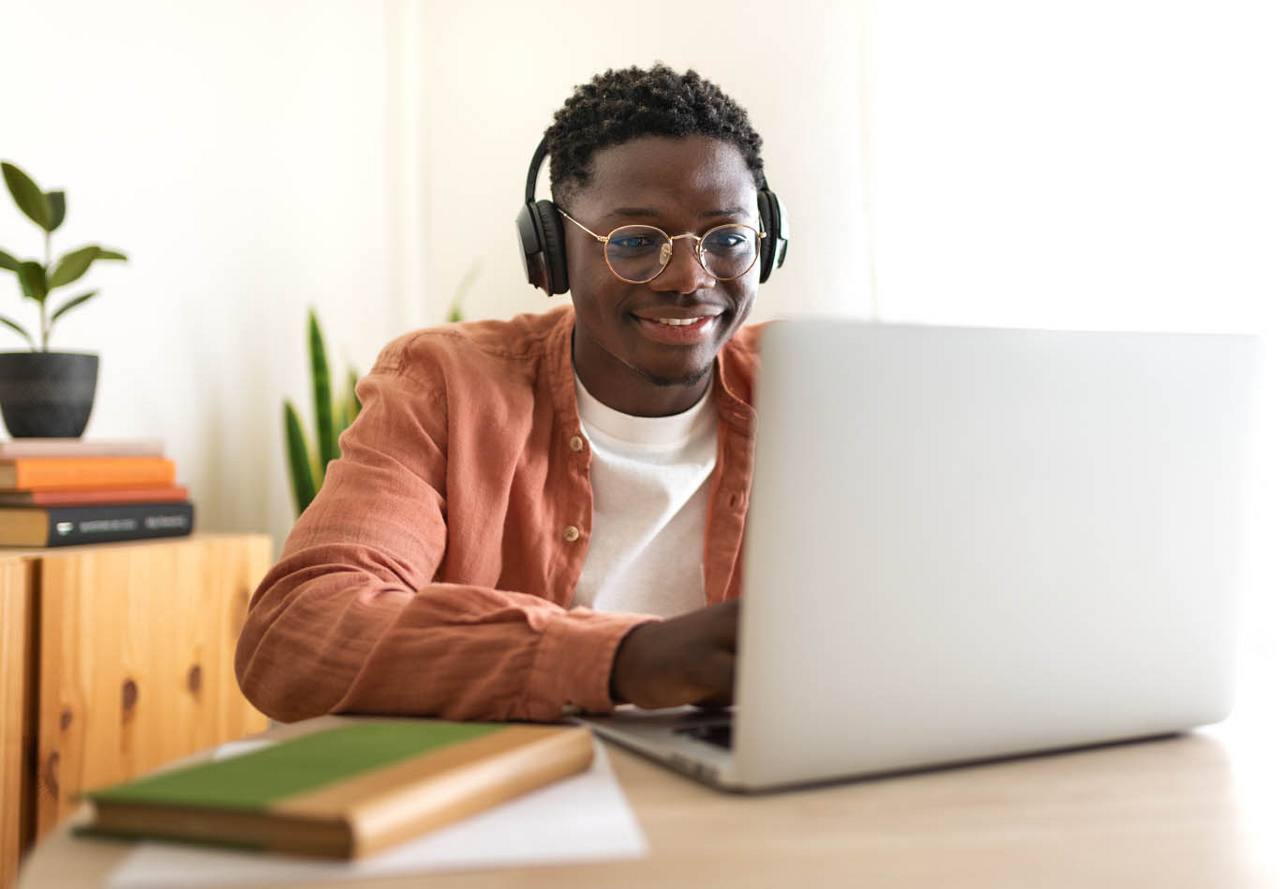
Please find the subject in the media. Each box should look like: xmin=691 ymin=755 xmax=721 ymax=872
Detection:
xmin=87 ymin=724 xmax=595 ymax=859
xmin=295 ymin=725 xmax=595 ymax=858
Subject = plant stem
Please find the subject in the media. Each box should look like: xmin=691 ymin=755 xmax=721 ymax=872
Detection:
xmin=41 ymin=232 xmax=50 ymax=351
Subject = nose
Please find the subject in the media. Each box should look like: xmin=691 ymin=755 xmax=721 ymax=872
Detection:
xmin=649 ymin=237 xmax=716 ymax=295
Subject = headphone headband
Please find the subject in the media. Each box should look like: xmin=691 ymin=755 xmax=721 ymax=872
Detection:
xmin=525 ymin=137 xmax=548 ymax=204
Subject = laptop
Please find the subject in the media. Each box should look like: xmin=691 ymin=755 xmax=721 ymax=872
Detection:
xmin=584 ymin=320 xmax=1260 ymax=792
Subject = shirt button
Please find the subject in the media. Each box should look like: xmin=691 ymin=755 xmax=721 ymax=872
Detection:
xmin=563 ymin=525 xmax=582 ymax=543
xmin=569 ymin=435 xmax=585 ymax=452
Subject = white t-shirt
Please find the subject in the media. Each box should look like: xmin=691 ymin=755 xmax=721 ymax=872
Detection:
xmin=571 ymin=374 xmax=718 ymax=618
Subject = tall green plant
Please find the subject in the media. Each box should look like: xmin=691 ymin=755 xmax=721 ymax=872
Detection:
xmin=0 ymin=161 xmax=127 ymax=351
xmin=284 ymin=271 xmax=474 ymax=515
xmin=284 ymin=309 xmax=361 ymax=516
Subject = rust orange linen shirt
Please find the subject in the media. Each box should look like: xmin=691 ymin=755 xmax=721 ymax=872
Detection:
xmin=235 ymin=305 xmax=761 ymax=723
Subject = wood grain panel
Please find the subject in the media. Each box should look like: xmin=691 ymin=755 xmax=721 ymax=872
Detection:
xmin=0 ymin=557 xmax=36 ymax=889
xmin=34 ymin=535 xmax=271 ymax=840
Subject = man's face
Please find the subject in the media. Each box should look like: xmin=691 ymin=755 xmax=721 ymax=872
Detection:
xmin=564 ymin=135 xmax=760 ymax=415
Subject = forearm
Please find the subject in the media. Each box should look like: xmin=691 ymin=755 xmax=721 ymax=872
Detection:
xmin=235 ymin=543 xmax=655 ymax=722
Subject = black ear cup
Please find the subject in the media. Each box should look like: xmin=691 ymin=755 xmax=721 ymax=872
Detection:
xmin=757 ymin=186 xmax=789 ymax=284
xmin=517 ymin=199 xmax=569 ymax=296
xmin=516 ymin=200 xmax=551 ymax=294
xmin=534 ymin=200 xmax=569 ymax=295
xmin=757 ymin=190 xmax=776 ymax=283
xmin=517 ymin=138 xmax=568 ymax=296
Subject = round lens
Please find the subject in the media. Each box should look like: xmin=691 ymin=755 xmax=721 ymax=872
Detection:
xmin=699 ymin=224 xmax=759 ymax=280
xmin=605 ymin=226 xmax=669 ymax=283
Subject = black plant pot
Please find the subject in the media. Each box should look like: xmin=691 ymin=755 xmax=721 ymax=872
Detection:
xmin=0 ymin=352 xmax=99 ymax=438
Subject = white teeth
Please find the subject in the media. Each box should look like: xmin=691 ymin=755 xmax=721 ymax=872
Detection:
xmin=654 ymin=317 xmax=708 ymax=326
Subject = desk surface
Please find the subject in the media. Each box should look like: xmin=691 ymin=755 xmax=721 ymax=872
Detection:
xmin=16 ymin=710 xmax=1280 ymax=889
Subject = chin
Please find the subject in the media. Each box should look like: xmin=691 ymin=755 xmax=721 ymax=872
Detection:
xmin=634 ymin=359 xmax=715 ymax=389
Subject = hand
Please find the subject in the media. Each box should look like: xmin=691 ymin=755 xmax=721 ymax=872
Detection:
xmin=609 ymin=599 xmax=740 ymax=710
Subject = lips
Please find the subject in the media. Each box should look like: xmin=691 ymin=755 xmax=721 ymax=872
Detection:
xmin=631 ymin=304 xmax=725 ymax=321
xmin=630 ymin=311 xmax=722 ymax=345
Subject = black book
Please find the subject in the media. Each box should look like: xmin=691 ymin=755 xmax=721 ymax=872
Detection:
xmin=0 ymin=502 xmax=196 ymax=547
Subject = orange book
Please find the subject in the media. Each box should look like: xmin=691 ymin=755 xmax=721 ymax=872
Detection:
xmin=0 ymin=485 xmax=189 ymax=506
xmin=0 ymin=457 xmax=177 ymax=492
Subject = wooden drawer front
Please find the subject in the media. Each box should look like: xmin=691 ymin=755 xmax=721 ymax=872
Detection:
xmin=34 ymin=536 xmax=271 ymax=838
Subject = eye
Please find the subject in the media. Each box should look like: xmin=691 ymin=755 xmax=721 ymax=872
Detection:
xmin=704 ymin=229 xmax=751 ymax=252
xmin=610 ymin=234 xmax=658 ymax=251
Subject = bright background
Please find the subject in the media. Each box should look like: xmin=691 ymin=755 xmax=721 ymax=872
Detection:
xmin=2 ymin=0 xmax=1277 ymax=784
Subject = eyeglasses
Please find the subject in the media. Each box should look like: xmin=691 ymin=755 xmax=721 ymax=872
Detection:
xmin=558 ymin=208 xmax=767 ymax=285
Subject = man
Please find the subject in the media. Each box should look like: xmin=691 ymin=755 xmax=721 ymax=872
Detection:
xmin=236 ymin=63 xmax=778 ymax=722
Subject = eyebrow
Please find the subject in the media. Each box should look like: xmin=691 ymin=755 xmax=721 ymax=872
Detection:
xmin=608 ymin=206 xmax=751 ymax=220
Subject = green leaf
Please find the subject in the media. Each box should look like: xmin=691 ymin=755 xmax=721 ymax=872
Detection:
xmin=95 ymin=248 xmax=127 ymax=261
xmin=334 ymin=367 xmax=360 ymax=434
xmin=48 ymin=245 xmax=100 ymax=289
xmin=50 ymin=290 xmax=97 ymax=323
xmin=308 ymin=309 xmax=339 ymax=469
xmin=0 ymin=314 xmax=35 ymax=349
xmin=346 ymin=367 xmax=362 ymax=422
xmin=0 ymin=249 xmax=19 ymax=271
xmin=335 ymin=398 xmax=350 ymax=436
xmin=284 ymin=401 xmax=318 ymax=516
xmin=16 ymin=262 xmax=47 ymax=302
xmin=46 ymin=191 xmax=66 ymax=231
xmin=1 ymin=162 xmax=52 ymax=231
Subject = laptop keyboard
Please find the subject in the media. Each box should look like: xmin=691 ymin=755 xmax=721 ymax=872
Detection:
xmin=675 ymin=721 xmax=734 ymax=750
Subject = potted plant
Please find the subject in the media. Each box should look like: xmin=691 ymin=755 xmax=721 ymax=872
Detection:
xmin=0 ymin=161 xmax=127 ymax=437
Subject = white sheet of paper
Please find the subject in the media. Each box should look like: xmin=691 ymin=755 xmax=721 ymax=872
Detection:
xmin=104 ymin=738 xmax=648 ymax=889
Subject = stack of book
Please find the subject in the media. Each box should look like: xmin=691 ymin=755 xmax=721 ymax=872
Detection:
xmin=0 ymin=438 xmax=195 ymax=547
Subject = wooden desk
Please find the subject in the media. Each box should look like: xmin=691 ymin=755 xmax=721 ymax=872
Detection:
xmin=15 ymin=712 xmax=1280 ymax=889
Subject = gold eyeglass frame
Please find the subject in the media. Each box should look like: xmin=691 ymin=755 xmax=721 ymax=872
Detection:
xmin=558 ymin=208 xmax=768 ymax=285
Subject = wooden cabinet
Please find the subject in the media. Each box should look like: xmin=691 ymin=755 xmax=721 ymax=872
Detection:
xmin=0 ymin=534 xmax=271 ymax=888
xmin=1 ymin=558 xmax=36 ymax=889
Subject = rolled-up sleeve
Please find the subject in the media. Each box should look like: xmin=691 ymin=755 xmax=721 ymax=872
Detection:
xmin=234 ymin=352 xmax=655 ymax=723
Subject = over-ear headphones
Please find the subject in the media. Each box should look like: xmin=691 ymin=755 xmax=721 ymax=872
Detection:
xmin=516 ymin=137 xmax=789 ymax=296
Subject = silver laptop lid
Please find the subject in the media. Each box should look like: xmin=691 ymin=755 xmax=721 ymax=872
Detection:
xmin=734 ymin=321 xmax=1259 ymax=788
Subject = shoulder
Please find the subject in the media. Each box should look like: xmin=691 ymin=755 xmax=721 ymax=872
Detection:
xmin=718 ymin=317 xmax=771 ymax=404
xmin=370 ymin=306 xmax=572 ymax=388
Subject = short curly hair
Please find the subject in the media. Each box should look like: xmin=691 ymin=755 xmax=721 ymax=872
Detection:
xmin=545 ymin=63 xmax=765 ymax=207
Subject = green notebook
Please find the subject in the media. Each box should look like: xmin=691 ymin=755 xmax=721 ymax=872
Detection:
xmin=81 ymin=719 xmax=595 ymax=858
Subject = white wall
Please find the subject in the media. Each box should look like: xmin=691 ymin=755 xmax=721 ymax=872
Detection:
xmin=870 ymin=1 xmax=1280 ymax=335
xmin=0 ymin=0 xmax=412 ymax=547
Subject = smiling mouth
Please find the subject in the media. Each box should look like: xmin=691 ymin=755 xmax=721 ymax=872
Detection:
xmin=630 ymin=312 xmax=723 ymax=344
